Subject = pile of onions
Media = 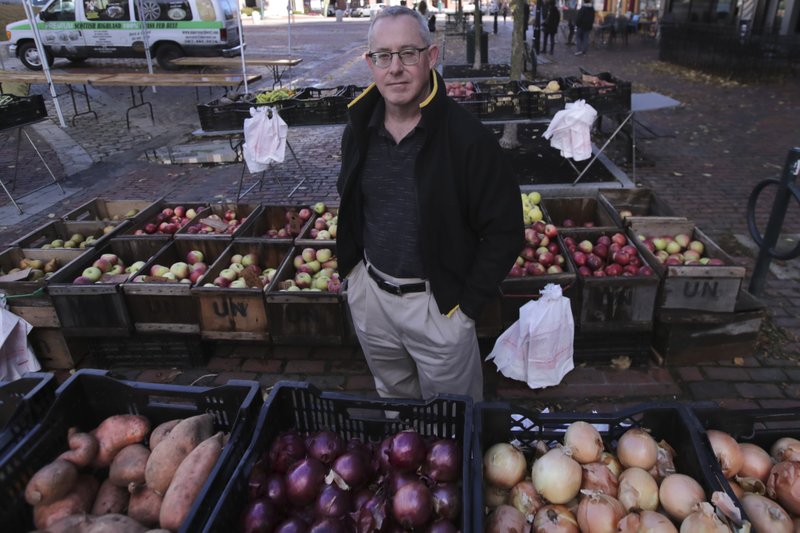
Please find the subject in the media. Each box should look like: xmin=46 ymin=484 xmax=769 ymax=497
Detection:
xmin=239 ymin=428 xmax=462 ymax=533
xmin=706 ymin=430 xmax=744 ymax=480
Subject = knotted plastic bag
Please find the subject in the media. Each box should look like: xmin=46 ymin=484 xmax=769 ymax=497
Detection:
xmin=243 ymin=106 xmax=288 ymax=173
xmin=542 ymin=99 xmax=598 ymax=161
xmin=485 ymin=283 xmax=575 ymax=389
xmin=0 ymin=305 xmax=41 ymax=381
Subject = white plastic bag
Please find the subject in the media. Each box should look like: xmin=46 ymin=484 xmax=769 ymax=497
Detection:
xmin=0 ymin=306 xmax=41 ymax=381
xmin=542 ymin=99 xmax=598 ymax=162
xmin=242 ymin=106 xmax=288 ymax=173
xmin=486 ymin=283 xmax=575 ymax=389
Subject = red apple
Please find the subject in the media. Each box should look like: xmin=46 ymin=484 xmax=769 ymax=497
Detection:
xmin=594 ymin=243 xmax=608 ymax=259
xmin=544 ymin=224 xmax=558 ymax=238
xmin=562 ymin=218 xmax=575 ymax=228
xmin=612 ymin=252 xmax=630 ymax=266
xmin=611 ymin=233 xmax=627 ymax=247
xmin=298 ymin=208 xmax=312 ymax=221
xmin=508 ymin=264 xmax=525 ymax=277
xmin=538 ymin=252 xmax=554 ymax=267
xmin=174 ymin=206 xmax=186 ymax=218
xmin=628 ymin=255 xmax=642 ymax=268
xmin=592 ymin=270 xmax=606 ymax=277
xmin=597 ymin=235 xmax=611 ymax=247
xmin=622 ymin=245 xmax=638 ymax=257
xmin=605 ymin=263 xmax=623 ymax=276
xmin=572 ymin=251 xmax=587 ymax=266
xmin=707 ymin=258 xmax=725 ymax=266
xmin=578 ymin=266 xmax=592 ymax=277
xmin=527 ymin=262 xmax=546 ymax=277
xmin=563 ymin=236 xmax=576 ymax=249
xmin=586 ymin=254 xmax=603 ymax=271
xmin=162 ymin=207 xmax=174 ymax=218
xmin=143 ymin=223 xmax=158 ymax=234
xmin=548 ymin=242 xmax=559 ymax=254
xmin=583 ymin=222 xmax=595 ymax=228
xmin=638 ymin=266 xmax=654 ymax=276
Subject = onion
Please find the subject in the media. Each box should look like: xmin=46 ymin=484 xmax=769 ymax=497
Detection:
xmin=392 ymin=480 xmax=433 ymax=528
xmin=728 ymin=479 xmax=745 ymax=499
xmin=327 ymin=451 xmax=369 ymax=490
xmin=247 ymin=464 xmax=270 ymax=500
xmin=308 ymin=517 xmax=345 ymax=533
xmin=486 ymin=504 xmax=528 ymax=533
xmin=581 ymin=462 xmax=619 ymax=497
xmin=425 ymin=519 xmax=458 ymax=533
xmin=532 ymin=504 xmax=579 ymax=533
xmin=431 ymin=483 xmax=461 ymax=522
xmin=484 ymin=484 xmax=510 ymax=509
xmin=564 ymin=421 xmax=604 ymax=464
xmin=353 ymin=494 xmax=387 ymax=533
xmin=315 ymin=483 xmax=352 ymax=519
xmin=738 ymin=442 xmax=773 ymax=484
xmin=741 ymin=493 xmax=792 ymax=533
xmin=767 ymin=460 xmax=800 ymax=515
xmin=386 ymin=470 xmax=418 ymax=496
xmin=389 ymin=430 xmax=427 ymax=474
xmin=285 ymin=457 xmax=327 ymax=507
xmin=706 ymin=429 xmax=743 ymax=479
xmin=617 ymin=428 xmax=658 ymax=471
xmin=616 ymin=510 xmax=677 ymax=533
xmin=306 ymin=430 xmax=345 ymax=465
xmin=599 ymin=452 xmax=623 ymax=478
xmin=770 ymin=437 xmax=800 ymax=463
xmin=576 ymin=491 xmax=625 ymax=533
xmin=484 ymin=442 xmax=527 ymax=489
xmin=352 ymin=488 xmax=372 ymax=511
xmin=240 ymin=498 xmax=280 ymax=533
xmin=425 ymin=439 xmax=461 ymax=483
xmin=508 ymin=480 xmax=546 ymax=521
xmin=532 ymin=447 xmax=582 ymax=504
xmin=617 ymin=467 xmax=658 ymax=512
xmin=275 ymin=517 xmax=310 ymax=533
xmin=678 ymin=501 xmax=729 ymax=533
xmin=264 ymin=471 xmax=288 ymax=507
xmin=375 ymin=436 xmax=393 ymax=474
xmin=269 ymin=430 xmax=307 ymax=473
xmin=658 ymin=473 xmax=705 ymax=522
xmin=653 ymin=440 xmax=677 ymax=482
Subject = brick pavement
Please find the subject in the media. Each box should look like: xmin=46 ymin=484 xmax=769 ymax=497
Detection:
xmin=1 ymin=17 xmax=799 ymax=412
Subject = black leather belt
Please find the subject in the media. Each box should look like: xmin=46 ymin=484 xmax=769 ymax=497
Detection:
xmin=367 ymin=265 xmax=427 ymax=296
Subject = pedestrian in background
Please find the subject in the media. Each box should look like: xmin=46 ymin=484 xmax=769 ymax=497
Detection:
xmin=565 ymin=0 xmax=577 ymax=44
xmin=542 ymin=0 xmax=560 ymax=54
xmin=574 ymin=0 xmax=594 ymax=55
xmin=502 ymin=1 xmax=508 ymax=22
xmin=336 ymin=6 xmax=523 ymax=402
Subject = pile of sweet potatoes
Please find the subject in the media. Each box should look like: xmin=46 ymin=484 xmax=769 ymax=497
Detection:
xmin=25 ymin=412 xmax=228 ymax=532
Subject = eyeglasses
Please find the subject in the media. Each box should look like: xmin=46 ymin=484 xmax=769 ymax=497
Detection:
xmin=367 ymin=47 xmax=429 ymax=68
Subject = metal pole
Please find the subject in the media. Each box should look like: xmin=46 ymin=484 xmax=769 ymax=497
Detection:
xmin=22 ymin=0 xmax=66 ymax=128
xmin=237 ymin=9 xmax=249 ymax=94
xmin=135 ymin=0 xmax=157 ymax=93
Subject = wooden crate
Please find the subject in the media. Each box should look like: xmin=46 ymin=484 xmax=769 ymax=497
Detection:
xmin=540 ymin=196 xmax=619 ymax=231
xmin=61 ymin=198 xmax=157 ymax=223
xmin=295 ymin=206 xmax=338 ymax=246
xmin=653 ymin=290 xmax=766 ymax=365
xmin=627 ymin=219 xmax=746 ymax=313
xmin=561 ymin=228 xmax=660 ymax=333
xmin=598 ymin=188 xmax=679 ymax=227
xmin=573 ymin=329 xmax=653 ymax=365
xmin=29 ymin=328 xmax=87 ymax=370
xmin=175 ymin=202 xmax=262 ymax=240
xmin=500 ymin=274 xmax=577 ymax=329
xmin=123 ymin=238 xmax=228 ymax=334
xmin=114 ymin=200 xmax=211 ymax=240
xmin=233 ymin=204 xmax=313 ymax=243
xmin=266 ymin=244 xmax=345 ymax=345
xmin=193 ymin=242 xmax=291 ymax=341
xmin=11 ymin=220 xmax=122 ymax=250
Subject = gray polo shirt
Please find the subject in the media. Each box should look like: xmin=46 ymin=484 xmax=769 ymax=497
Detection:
xmin=360 ymin=102 xmax=426 ymax=279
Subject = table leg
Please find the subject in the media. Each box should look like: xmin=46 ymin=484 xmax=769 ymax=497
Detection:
xmin=68 ymin=83 xmax=98 ymax=126
xmin=125 ymin=86 xmax=155 ymax=129
xmin=572 ymin=112 xmax=633 ymax=185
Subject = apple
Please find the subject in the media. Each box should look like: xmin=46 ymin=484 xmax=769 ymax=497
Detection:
xmin=578 ymin=240 xmax=593 ymax=254
xmin=546 ymin=265 xmax=563 ymax=274
xmin=100 ymin=253 xmax=119 ymax=265
xmin=73 ymin=276 xmax=94 ymax=285
xmin=548 ymin=242 xmax=559 ymax=254
xmin=298 ymin=208 xmax=312 ymax=221
xmin=583 ymin=222 xmax=595 ymax=228
xmin=707 ymin=258 xmax=725 ymax=266
xmin=186 ymin=208 xmax=198 ymax=220
xmin=674 ymin=234 xmax=691 ymax=249
xmin=628 ymin=255 xmax=642 ymax=268
xmin=544 ymin=224 xmax=558 ymax=238
xmin=605 ymin=263 xmax=623 ymax=276
xmin=611 ymin=233 xmax=627 ymax=247
xmin=538 ymin=252 xmax=555 ymax=267
xmin=597 ymin=235 xmax=611 ymax=247
xmin=665 ymin=241 xmax=682 ymax=255
xmin=688 ymin=240 xmax=705 ymax=254
xmin=229 ymin=263 xmax=245 ymax=274
xmin=655 ymin=250 xmax=670 ymax=263
xmin=306 ymin=260 xmax=321 ymax=274
xmin=313 ymin=202 xmax=327 ymax=215
xmin=592 ymin=270 xmax=606 ymax=277
xmin=231 ymin=254 xmax=243 ymax=264
xmin=524 ymin=228 xmax=537 ymax=244
xmin=572 ymin=251 xmax=587 ymax=266
xmin=652 ymin=237 xmax=667 ymax=251
xmin=189 ymin=270 xmax=205 ymax=284
xmin=92 ymin=258 xmax=112 ymax=273
xmin=638 ymin=266 xmax=654 ymax=276
xmin=527 ymin=262 xmax=547 ymax=276
xmin=191 ymin=262 xmax=208 ymax=274
xmin=528 ymin=191 xmax=542 ymax=205
xmin=295 ymin=272 xmax=312 ymax=288
xmin=317 ymin=230 xmax=332 ymax=240
xmin=219 ymin=268 xmax=238 ymax=282
xmin=127 ymin=261 xmax=146 ymax=274
xmin=162 ymin=207 xmax=174 ymax=218
xmin=508 ymin=264 xmax=525 ymax=277
xmin=529 ymin=207 xmax=543 ymax=223
xmin=230 ymin=279 xmax=248 ymax=289
xmin=562 ymin=218 xmax=575 ymax=228
xmin=224 ymin=209 xmax=237 ymax=221
xmin=329 ymin=225 xmax=337 ymax=238
xmin=312 ymin=276 xmax=331 ymax=291
xmin=314 ymin=218 xmax=327 ymax=231
xmin=316 ymin=248 xmax=333 ymax=263
xmin=578 ymin=266 xmax=592 ymax=277
xmin=170 ymin=262 xmax=190 ymax=280
xmin=533 ymin=221 xmax=546 ymax=234
xmin=241 ymin=253 xmax=259 ymax=267
xmin=262 ymin=268 xmax=277 ymax=282
xmin=586 ymin=254 xmax=603 ymax=271
xmin=683 ymin=250 xmax=701 ymax=262
xmin=186 ymin=250 xmax=204 ymax=265
xmin=108 ymin=265 xmax=124 ymax=276
xmin=619 ymin=209 xmax=633 ymax=219
xmin=594 ymin=243 xmax=608 ymax=259
xmin=82 ymin=266 xmax=102 ymax=282
xmin=621 ymin=245 xmax=638 ymax=257
xmin=302 ymin=248 xmax=317 ymax=263
xmin=521 ymin=247 xmax=536 ymax=262
xmin=213 ymin=276 xmax=231 ymax=288
xmin=612 ymin=252 xmax=630 ymax=266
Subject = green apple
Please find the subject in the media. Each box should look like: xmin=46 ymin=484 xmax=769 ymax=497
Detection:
xmin=82 ymin=266 xmax=102 ymax=282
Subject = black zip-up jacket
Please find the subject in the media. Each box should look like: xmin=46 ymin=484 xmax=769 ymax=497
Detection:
xmin=336 ymin=70 xmax=524 ymax=320
xmin=576 ymin=4 xmax=595 ymax=31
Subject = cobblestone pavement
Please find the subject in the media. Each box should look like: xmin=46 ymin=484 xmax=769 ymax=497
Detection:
xmin=1 ymin=15 xmax=799 ymax=412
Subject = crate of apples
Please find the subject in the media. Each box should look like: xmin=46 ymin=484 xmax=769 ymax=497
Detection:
xmin=508 ymin=221 xmax=566 ymax=278
xmin=279 ymin=247 xmax=340 ymax=293
xmin=182 ymin=205 xmax=257 ymax=236
xmin=129 ymin=249 xmax=208 ymax=285
xmin=446 ymin=80 xmax=477 ymax=100
xmin=563 ymin=232 xmax=655 ymax=278
xmin=73 ymin=253 xmax=144 ymax=284
xmin=638 ymin=233 xmax=725 ymax=266
xmin=206 ymin=253 xmax=277 ymax=289
xmin=257 ymin=206 xmax=312 ymax=239
xmin=132 ymin=205 xmax=202 ymax=235
xmin=298 ymin=202 xmax=337 ymax=241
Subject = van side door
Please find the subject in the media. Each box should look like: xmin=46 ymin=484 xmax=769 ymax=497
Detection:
xmin=38 ymin=0 xmax=88 ymax=57
xmin=80 ymin=0 xmax=133 ymax=57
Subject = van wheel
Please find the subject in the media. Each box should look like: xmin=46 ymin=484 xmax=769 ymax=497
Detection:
xmin=19 ymin=42 xmax=54 ymax=71
xmin=156 ymin=44 xmax=184 ymax=70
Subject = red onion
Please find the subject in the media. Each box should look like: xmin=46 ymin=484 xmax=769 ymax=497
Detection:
xmin=426 ymin=520 xmax=458 ymax=533
xmin=486 ymin=505 xmax=527 ymax=533
xmin=307 ymin=430 xmax=345 ymax=465
xmin=308 ymin=517 xmax=345 ymax=533
xmin=431 ymin=483 xmax=461 ymax=522
xmin=389 ymin=430 xmax=427 ymax=474
xmin=264 ymin=472 xmax=288 ymax=507
xmin=767 ymin=460 xmax=800 ymax=515
xmin=269 ymin=431 xmax=307 ymax=473
xmin=353 ymin=494 xmax=387 ymax=533
xmin=275 ymin=517 xmax=310 ymax=533
xmin=425 ymin=439 xmax=461 ymax=483
xmin=316 ymin=483 xmax=352 ymax=519
xmin=352 ymin=489 xmax=372 ymax=511
xmin=327 ymin=451 xmax=369 ymax=490
xmin=247 ymin=464 xmax=270 ymax=500
xmin=286 ymin=457 xmax=327 ymax=507
xmin=392 ymin=480 xmax=433 ymax=528
xmin=386 ymin=471 xmax=418 ymax=496
xmin=376 ymin=436 xmax=393 ymax=474
xmin=240 ymin=498 xmax=280 ymax=533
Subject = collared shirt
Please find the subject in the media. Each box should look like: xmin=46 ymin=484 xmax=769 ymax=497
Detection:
xmin=360 ymin=100 xmax=426 ymax=279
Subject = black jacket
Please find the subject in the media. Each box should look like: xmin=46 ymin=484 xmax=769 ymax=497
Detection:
xmin=576 ymin=3 xmax=595 ymax=31
xmin=544 ymin=5 xmax=561 ymax=33
xmin=336 ymin=70 xmax=524 ymax=320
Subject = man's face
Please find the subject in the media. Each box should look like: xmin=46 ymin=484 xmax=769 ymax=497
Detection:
xmin=366 ymin=15 xmax=439 ymax=110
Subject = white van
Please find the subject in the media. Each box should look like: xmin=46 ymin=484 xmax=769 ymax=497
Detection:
xmin=5 ymin=0 xmax=242 ymax=70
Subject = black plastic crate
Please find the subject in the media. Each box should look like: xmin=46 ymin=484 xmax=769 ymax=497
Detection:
xmin=561 ymin=72 xmax=632 ymax=115
xmin=0 ymin=373 xmax=56 ymax=462
xmin=277 ymin=87 xmax=348 ymax=126
xmin=0 ymin=95 xmax=48 ymax=131
xmin=472 ymin=402 xmax=739 ymax=533
xmin=473 ymin=80 xmax=535 ymax=120
xmin=0 ymin=368 xmax=262 ymax=533
xmin=203 ymin=381 xmax=473 ymax=533
xmin=196 ymin=93 xmax=257 ymax=132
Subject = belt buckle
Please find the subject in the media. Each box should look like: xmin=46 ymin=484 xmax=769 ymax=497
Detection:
xmin=383 ymin=279 xmax=402 ymax=295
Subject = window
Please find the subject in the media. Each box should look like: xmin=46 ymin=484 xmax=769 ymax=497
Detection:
xmin=42 ymin=0 xmax=76 ymax=21
xmin=133 ymin=0 xmax=194 ymax=21
xmin=84 ymin=0 xmax=130 ymax=21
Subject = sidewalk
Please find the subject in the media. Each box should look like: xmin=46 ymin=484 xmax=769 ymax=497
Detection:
xmin=1 ymin=21 xmax=799 ymax=412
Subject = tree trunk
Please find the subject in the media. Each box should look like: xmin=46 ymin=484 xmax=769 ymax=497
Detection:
xmin=472 ymin=6 xmax=483 ymax=69
xmin=499 ymin=0 xmax=526 ymax=150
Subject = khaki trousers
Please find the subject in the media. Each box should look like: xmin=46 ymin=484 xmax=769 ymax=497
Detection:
xmin=345 ymin=261 xmax=483 ymax=402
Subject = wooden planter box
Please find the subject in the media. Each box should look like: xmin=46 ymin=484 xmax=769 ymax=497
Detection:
xmin=122 ymin=239 xmax=229 ymax=335
xmin=62 ymin=198 xmax=157 ymax=224
xmin=233 ymin=204 xmax=314 ymax=243
xmin=540 ymin=196 xmax=619 ymax=231
xmin=627 ymin=219 xmax=746 ymax=313
xmin=11 ymin=220 xmax=122 ymax=251
xmin=193 ymin=242 xmax=291 ymax=341
xmin=175 ymin=203 xmax=262 ymax=240
xmin=598 ymin=188 xmax=679 ymax=227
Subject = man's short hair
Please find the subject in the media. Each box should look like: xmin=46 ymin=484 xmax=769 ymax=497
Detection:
xmin=368 ymin=6 xmax=433 ymax=49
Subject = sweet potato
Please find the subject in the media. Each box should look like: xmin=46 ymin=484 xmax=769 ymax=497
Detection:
xmin=33 ymin=474 xmax=100 ymax=530
xmin=145 ymin=413 xmax=214 ymax=495
xmin=109 ymin=443 xmax=150 ymax=489
xmin=25 ymin=458 xmax=79 ymax=506
xmin=44 ymin=513 xmax=147 ymax=533
xmin=92 ymin=414 xmax=151 ymax=468
xmin=92 ymin=478 xmax=130 ymax=515
xmin=159 ymin=432 xmax=224 ymax=531
xmin=58 ymin=427 xmax=99 ymax=468
xmin=148 ymin=419 xmax=180 ymax=451
xmin=128 ymin=485 xmax=163 ymax=529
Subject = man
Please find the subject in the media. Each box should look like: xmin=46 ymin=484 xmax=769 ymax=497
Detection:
xmin=565 ymin=0 xmax=578 ymax=45
xmin=574 ymin=0 xmax=595 ymax=55
xmin=336 ymin=6 xmax=523 ymax=402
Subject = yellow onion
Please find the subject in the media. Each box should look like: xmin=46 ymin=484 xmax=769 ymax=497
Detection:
xmin=576 ymin=491 xmax=625 ymax=533
xmin=486 ymin=504 xmax=528 ymax=533
xmin=508 ymin=479 xmax=546 ymax=521
xmin=617 ymin=428 xmax=658 ymax=471
xmin=564 ymin=421 xmax=604 ymax=464
xmin=617 ymin=467 xmax=659 ymax=512
xmin=532 ymin=447 xmax=582 ymax=504
xmin=679 ymin=501 xmax=730 ymax=533
xmin=484 ymin=443 xmax=527 ymax=489
xmin=484 ymin=484 xmax=510 ymax=509
xmin=652 ymin=440 xmax=677 ymax=482
xmin=738 ymin=442 xmax=773 ymax=484
xmin=581 ymin=462 xmax=619 ymax=497
xmin=599 ymin=451 xmax=623 ymax=478
xmin=658 ymin=473 xmax=705 ymax=522
xmin=741 ymin=493 xmax=792 ymax=533
xmin=616 ymin=510 xmax=678 ymax=533
xmin=770 ymin=437 xmax=800 ymax=463
xmin=767 ymin=460 xmax=800 ymax=515
xmin=707 ymin=430 xmax=743 ymax=479
xmin=727 ymin=479 xmax=746 ymax=499
xmin=532 ymin=504 xmax=579 ymax=533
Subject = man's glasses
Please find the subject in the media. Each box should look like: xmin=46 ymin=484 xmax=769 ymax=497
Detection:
xmin=367 ymin=47 xmax=429 ymax=68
